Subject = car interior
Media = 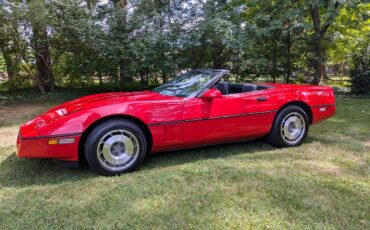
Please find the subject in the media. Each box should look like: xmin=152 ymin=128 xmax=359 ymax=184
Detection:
xmin=215 ymin=82 xmax=271 ymax=95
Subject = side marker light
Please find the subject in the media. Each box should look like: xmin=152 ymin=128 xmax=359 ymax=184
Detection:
xmin=48 ymin=138 xmax=75 ymax=145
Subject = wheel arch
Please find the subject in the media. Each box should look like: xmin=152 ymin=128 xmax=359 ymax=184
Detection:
xmin=266 ymin=100 xmax=311 ymax=147
xmin=78 ymin=114 xmax=153 ymax=163
xmin=276 ymin=101 xmax=313 ymax=124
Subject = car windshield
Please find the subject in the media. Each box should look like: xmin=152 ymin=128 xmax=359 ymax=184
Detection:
xmin=152 ymin=70 xmax=219 ymax=97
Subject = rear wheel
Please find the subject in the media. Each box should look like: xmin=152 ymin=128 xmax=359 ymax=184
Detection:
xmin=266 ymin=105 xmax=309 ymax=147
xmin=84 ymin=119 xmax=147 ymax=176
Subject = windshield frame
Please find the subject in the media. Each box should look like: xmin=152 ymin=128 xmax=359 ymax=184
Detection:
xmin=152 ymin=69 xmax=229 ymax=98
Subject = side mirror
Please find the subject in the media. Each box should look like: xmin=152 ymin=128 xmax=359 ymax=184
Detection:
xmin=201 ymin=88 xmax=222 ymax=99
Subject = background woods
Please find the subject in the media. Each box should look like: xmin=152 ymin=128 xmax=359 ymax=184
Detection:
xmin=0 ymin=0 xmax=369 ymax=93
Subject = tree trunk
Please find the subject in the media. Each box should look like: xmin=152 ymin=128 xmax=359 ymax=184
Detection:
xmin=161 ymin=70 xmax=167 ymax=83
xmin=286 ymin=30 xmax=291 ymax=84
xmin=28 ymin=0 xmax=54 ymax=93
xmin=1 ymin=52 xmax=16 ymax=80
xmin=212 ymin=42 xmax=224 ymax=69
xmin=32 ymin=24 xmax=55 ymax=93
xmin=311 ymin=5 xmax=322 ymax=85
xmin=98 ymin=72 xmax=103 ymax=87
xmin=312 ymin=36 xmax=323 ymax=85
xmin=0 ymin=18 xmax=21 ymax=82
xmin=272 ymin=59 xmax=277 ymax=83
xmin=118 ymin=59 xmax=128 ymax=89
xmin=310 ymin=2 xmax=340 ymax=85
xmin=272 ymin=42 xmax=277 ymax=83
xmin=112 ymin=0 xmax=132 ymax=89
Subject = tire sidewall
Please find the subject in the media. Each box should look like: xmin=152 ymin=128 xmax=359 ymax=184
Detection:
xmin=273 ymin=106 xmax=309 ymax=147
xmin=84 ymin=119 xmax=147 ymax=176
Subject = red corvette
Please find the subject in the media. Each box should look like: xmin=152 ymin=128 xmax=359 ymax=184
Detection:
xmin=17 ymin=69 xmax=336 ymax=175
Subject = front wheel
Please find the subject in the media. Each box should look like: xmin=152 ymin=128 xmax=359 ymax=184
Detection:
xmin=84 ymin=119 xmax=147 ymax=176
xmin=266 ymin=105 xmax=309 ymax=147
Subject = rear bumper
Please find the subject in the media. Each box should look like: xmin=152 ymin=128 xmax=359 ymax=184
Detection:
xmin=311 ymin=104 xmax=336 ymax=124
xmin=17 ymin=132 xmax=81 ymax=162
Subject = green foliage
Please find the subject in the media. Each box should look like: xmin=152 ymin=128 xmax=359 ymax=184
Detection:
xmin=0 ymin=0 xmax=369 ymax=92
xmin=327 ymin=3 xmax=370 ymax=64
xmin=0 ymin=55 xmax=5 ymax=73
xmin=350 ymin=43 xmax=370 ymax=94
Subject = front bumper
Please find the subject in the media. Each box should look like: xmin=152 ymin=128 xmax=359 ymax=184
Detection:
xmin=17 ymin=128 xmax=81 ymax=162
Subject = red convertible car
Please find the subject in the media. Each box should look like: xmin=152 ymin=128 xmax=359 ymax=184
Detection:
xmin=17 ymin=69 xmax=336 ymax=176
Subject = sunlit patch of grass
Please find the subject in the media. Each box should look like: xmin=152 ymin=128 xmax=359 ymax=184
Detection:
xmin=0 ymin=91 xmax=369 ymax=229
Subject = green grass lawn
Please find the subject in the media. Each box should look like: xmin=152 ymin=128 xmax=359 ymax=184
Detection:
xmin=0 ymin=91 xmax=369 ymax=229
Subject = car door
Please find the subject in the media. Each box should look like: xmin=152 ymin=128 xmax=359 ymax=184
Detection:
xmin=182 ymin=89 xmax=276 ymax=147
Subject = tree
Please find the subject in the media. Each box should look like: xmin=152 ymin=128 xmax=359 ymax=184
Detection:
xmin=0 ymin=2 xmax=21 ymax=81
xmin=327 ymin=3 xmax=370 ymax=68
xmin=28 ymin=0 xmax=54 ymax=93
xmin=240 ymin=0 xmax=306 ymax=83
xmin=350 ymin=42 xmax=369 ymax=94
xmin=0 ymin=0 xmax=368 ymax=92
xmin=111 ymin=0 xmax=132 ymax=89
xmin=308 ymin=0 xmax=345 ymax=84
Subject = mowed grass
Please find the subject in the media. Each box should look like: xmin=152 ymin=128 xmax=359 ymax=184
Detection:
xmin=0 ymin=91 xmax=369 ymax=229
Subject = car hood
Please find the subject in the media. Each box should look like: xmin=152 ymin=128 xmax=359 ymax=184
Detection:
xmin=63 ymin=91 xmax=171 ymax=108
xmin=19 ymin=91 xmax=182 ymax=138
xmin=38 ymin=91 xmax=181 ymax=124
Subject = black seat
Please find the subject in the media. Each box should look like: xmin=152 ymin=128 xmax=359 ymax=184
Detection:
xmin=216 ymin=82 xmax=229 ymax=95
xmin=242 ymin=84 xmax=258 ymax=92
xmin=229 ymin=83 xmax=243 ymax=94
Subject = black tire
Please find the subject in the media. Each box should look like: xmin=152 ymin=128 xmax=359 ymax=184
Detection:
xmin=84 ymin=119 xmax=147 ymax=176
xmin=266 ymin=105 xmax=309 ymax=147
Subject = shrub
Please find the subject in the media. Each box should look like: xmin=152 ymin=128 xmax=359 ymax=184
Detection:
xmin=350 ymin=44 xmax=370 ymax=94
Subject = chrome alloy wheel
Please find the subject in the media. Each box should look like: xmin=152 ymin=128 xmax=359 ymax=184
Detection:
xmin=280 ymin=112 xmax=306 ymax=145
xmin=96 ymin=129 xmax=140 ymax=171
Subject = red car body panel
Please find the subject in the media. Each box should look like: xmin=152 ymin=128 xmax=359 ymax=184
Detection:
xmin=17 ymin=83 xmax=336 ymax=162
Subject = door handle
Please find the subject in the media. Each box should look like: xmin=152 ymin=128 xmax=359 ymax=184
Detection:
xmin=256 ymin=97 xmax=267 ymax=102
